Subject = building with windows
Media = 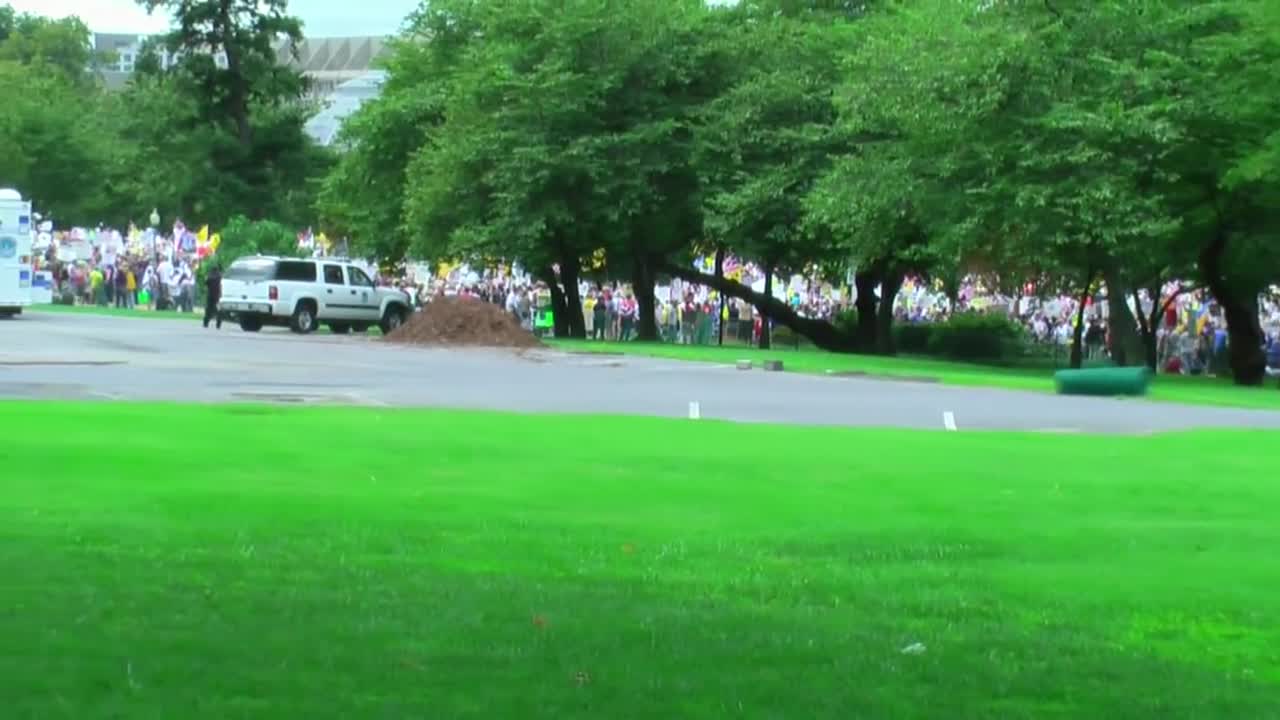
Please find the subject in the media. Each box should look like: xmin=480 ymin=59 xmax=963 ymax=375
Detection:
xmin=91 ymin=33 xmax=389 ymax=146
xmin=92 ymin=33 xmax=149 ymax=88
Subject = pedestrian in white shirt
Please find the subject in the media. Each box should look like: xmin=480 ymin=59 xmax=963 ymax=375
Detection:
xmin=177 ymin=260 xmax=196 ymax=312
xmin=157 ymin=258 xmax=175 ymax=310
xmin=141 ymin=264 xmax=158 ymax=310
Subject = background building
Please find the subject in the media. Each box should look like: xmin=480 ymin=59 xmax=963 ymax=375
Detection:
xmin=91 ymin=33 xmax=389 ymax=146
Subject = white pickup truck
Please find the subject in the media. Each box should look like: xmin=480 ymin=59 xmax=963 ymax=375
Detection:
xmin=218 ymin=256 xmax=411 ymax=335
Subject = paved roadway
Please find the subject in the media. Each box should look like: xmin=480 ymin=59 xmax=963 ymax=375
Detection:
xmin=2 ymin=311 xmax=1279 ymax=433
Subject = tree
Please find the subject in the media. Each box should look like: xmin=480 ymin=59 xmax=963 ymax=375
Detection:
xmin=0 ymin=62 xmax=117 ymax=225
xmin=317 ymin=21 xmax=451 ymax=265
xmin=0 ymin=8 xmax=99 ymax=85
xmin=217 ymin=215 xmax=305 ymax=259
xmin=808 ymin=0 xmax=1019 ymax=354
xmin=680 ymin=13 xmax=857 ymax=350
xmin=396 ymin=0 xmax=721 ymax=340
xmin=138 ymin=0 xmax=327 ymax=225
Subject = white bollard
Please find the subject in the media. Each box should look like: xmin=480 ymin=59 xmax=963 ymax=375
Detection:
xmin=688 ymin=401 xmax=701 ymax=420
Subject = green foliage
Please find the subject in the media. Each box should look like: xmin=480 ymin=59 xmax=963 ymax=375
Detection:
xmin=833 ymin=308 xmax=858 ymax=339
xmin=927 ymin=312 xmax=1028 ymax=363
xmin=218 ymin=216 xmax=303 ymax=261
xmin=0 ymin=2 xmax=325 ymax=229
xmin=694 ymin=14 xmax=850 ymax=273
xmin=391 ymin=0 xmax=720 ymax=278
xmin=893 ymin=323 xmax=934 ymax=355
xmin=0 ymin=8 xmax=98 ymax=85
xmin=317 ymin=37 xmax=445 ymax=263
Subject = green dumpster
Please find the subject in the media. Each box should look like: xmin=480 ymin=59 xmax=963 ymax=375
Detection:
xmin=1054 ymin=367 xmax=1151 ymax=397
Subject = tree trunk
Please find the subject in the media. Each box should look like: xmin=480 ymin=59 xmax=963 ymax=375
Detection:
xmin=1134 ymin=287 xmax=1160 ymax=371
xmin=714 ymin=248 xmax=725 ymax=346
xmin=1069 ymin=272 xmax=1092 ymax=369
xmin=1102 ymin=270 xmax=1144 ymax=367
xmin=662 ymin=262 xmax=852 ymax=352
xmin=631 ymin=256 xmax=658 ymax=342
xmin=539 ymin=267 xmax=570 ymax=338
xmin=942 ymin=268 xmax=961 ymax=312
xmin=1200 ymin=226 xmax=1266 ymax=385
xmin=546 ymin=278 xmax=569 ymax=338
xmin=216 ymin=0 xmax=254 ymax=148
xmin=853 ymin=269 xmax=879 ymax=351
xmin=559 ymin=255 xmax=586 ymax=339
xmin=759 ymin=267 xmax=773 ymax=350
xmin=876 ymin=268 xmax=905 ymax=355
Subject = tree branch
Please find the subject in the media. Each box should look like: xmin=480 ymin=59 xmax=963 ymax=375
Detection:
xmin=660 ymin=262 xmax=852 ymax=352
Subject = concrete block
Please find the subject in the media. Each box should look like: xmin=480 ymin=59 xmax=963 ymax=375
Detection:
xmin=763 ymin=360 xmax=784 ymax=372
xmin=736 ymin=359 xmax=753 ymax=371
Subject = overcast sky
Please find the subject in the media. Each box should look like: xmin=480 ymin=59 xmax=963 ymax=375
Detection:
xmin=8 ymin=0 xmax=420 ymax=36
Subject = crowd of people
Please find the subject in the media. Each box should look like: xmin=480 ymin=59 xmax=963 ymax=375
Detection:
xmin=416 ymin=262 xmax=1280 ymax=377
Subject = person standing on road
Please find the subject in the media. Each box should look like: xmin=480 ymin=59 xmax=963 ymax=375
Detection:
xmin=203 ymin=264 xmax=223 ymax=329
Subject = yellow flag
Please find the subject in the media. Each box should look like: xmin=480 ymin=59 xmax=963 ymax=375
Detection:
xmin=317 ymin=232 xmax=330 ymax=252
xmin=209 ymin=233 xmax=221 ymax=252
xmin=196 ymin=225 xmax=209 ymax=244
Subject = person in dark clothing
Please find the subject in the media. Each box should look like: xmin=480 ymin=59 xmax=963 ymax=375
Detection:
xmin=203 ymin=265 xmax=223 ymax=329
xmin=591 ymin=295 xmax=608 ymax=340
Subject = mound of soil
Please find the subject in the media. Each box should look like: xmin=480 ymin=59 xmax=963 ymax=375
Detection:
xmin=383 ymin=296 xmax=542 ymax=349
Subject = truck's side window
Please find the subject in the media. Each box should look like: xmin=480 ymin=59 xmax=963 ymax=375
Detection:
xmin=348 ymin=267 xmax=373 ymax=287
xmin=323 ymin=264 xmax=345 ymax=285
xmin=276 ymin=261 xmax=316 ymax=282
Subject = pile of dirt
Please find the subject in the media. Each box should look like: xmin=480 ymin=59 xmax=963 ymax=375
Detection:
xmin=383 ymin=296 xmax=543 ymax=349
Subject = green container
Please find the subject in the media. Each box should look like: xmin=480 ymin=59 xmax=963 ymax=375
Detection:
xmin=1054 ymin=367 xmax=1152 ymax=397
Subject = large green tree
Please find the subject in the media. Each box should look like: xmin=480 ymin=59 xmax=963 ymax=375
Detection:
xmin=136 ymin=0 xmax=328 ymax=225
xmin=394 ymin=0 xmax=721 ymax=340
xmin=0 ymin=9 xmax=119 ymax=224
xmin=664 ymin=9 xmax=862 ymax=351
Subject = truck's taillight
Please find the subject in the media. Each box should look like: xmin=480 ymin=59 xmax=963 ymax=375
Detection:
xmin=268 ymin=285 xmax=279 ymax=300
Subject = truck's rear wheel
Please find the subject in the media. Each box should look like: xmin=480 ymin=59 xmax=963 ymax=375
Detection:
xmin=239 ymin=316 xmax=263 ymax=332
xmin=290 ymin=302 xmax=317 ymax=334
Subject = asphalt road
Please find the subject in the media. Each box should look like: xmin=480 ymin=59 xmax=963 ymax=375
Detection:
xmin=3 ymin=311 xmax=1279 ymax=433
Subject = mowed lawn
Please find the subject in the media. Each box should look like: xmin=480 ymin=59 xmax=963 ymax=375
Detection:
xmin=2 ymin=403 xmax=1279 ymax=719
xmin=550 ymin=339 xmax=1280 ymax=411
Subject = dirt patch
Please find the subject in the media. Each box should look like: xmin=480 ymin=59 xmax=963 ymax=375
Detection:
xmin=383 ymin=297 xmax=542 ymax=349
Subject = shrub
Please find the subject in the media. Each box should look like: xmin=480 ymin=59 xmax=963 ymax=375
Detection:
xmin=771 ymin=325 xmax=802 ymax=349
xmin=927 ymin=311 xmax=1027 ymax=362
xmin=893 ymin=323 xmax=934 ymax=354
xmin=833 ymin=308 xmax=858 ymax=338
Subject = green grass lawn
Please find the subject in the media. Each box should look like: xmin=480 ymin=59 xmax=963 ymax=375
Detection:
xmin=3 ymin=402 xmax=1278 ymax=718
xmin=550 ymin=339 xmax=1280 ymax=411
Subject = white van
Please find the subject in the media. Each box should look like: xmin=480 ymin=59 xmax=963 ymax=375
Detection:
xmin=0 ymin=189 xmax=33 ymax=318
xmin=218 ymin=255 xmax=411 ymax=334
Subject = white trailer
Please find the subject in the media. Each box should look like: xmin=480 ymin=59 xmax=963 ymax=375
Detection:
xmin=0 ymin=188 xmax=34 ymax=317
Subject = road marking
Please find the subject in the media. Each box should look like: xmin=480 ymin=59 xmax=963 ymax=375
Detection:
xmin=688 ymin=401 xmax=701 ymax=420
xmin=943 ymin=411 xmax=957 ymax=431
xmin=90 ymin=390 xmax=123 ymax=401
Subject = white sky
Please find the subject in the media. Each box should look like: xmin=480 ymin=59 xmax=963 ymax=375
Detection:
xmin=7 ymin=0 xmax=420 ymax=36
